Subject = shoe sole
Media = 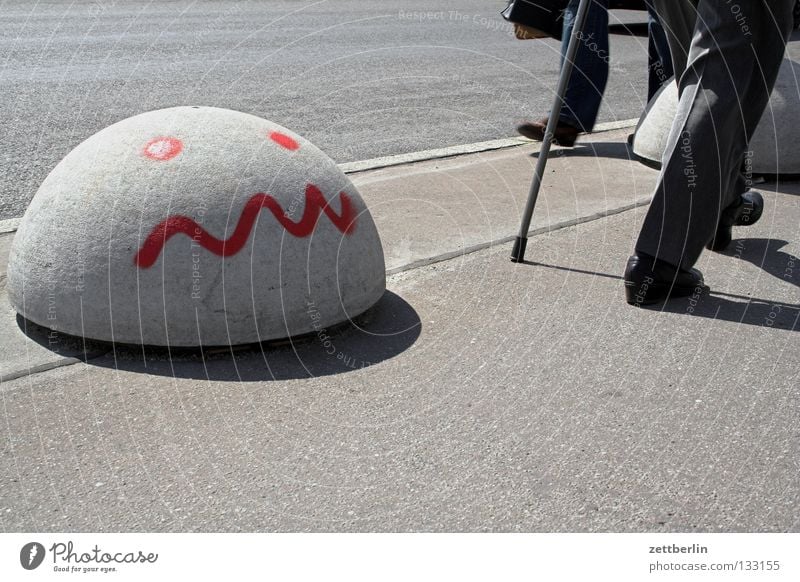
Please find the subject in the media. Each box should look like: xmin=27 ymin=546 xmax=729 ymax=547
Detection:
xmin=624 ymin=280 xmax=706 ymax=306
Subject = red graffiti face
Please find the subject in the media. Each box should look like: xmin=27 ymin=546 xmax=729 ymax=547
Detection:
xmin=143 ymin=137 xmax=183 ymax=161
xmin=134 ymin=128 xmax=348 ymax=268
xmin=269 ymin=131 xmax=299 ymax=151
xmin=134 ymin=185 xmax=357 ymax=268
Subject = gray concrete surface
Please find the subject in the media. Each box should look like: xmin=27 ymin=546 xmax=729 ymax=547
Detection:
xmin=8 ymin=106 xmax=386 ymax=346
xmin=0 ymin=125 xmax=652 ymax=380
xmin=0 ymin=0 xmax=662 ymax=220
xmin=351 ymin=126 xmax=657 ymax=272
xmin=1 ymin=128 xmax=797 ymax=532
xmin=0 ymin=237 xmax=106 ymax=383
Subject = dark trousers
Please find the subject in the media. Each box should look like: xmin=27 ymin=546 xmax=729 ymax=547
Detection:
xmin=635 ymin=0 xmax=793 ymax=269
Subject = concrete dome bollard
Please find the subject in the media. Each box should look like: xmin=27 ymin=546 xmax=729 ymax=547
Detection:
xmin=7 ymin=106 xmax=386 ymax=347
xmin=632 ymin=59 xmax=800 ymax=175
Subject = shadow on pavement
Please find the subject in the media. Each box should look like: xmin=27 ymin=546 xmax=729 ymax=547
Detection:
xmin=18 ymin=291 xmax=421 ymax=381
xmin=523 ymin=252 xmax=799 ymax=331
xmin=530 ymin=142 xmax=635 ymax=162
xmin=719 ymin=238 xmax=798 ymax=288
xmin=658 ymin=291 xmax=798 ymax=331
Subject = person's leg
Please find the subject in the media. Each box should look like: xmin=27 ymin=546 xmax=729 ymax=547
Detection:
xmin=557 ymin=0 xmax=610 ymax=132
xmin=635 ymin=0 xmax=793 ymax=271
xmin=651 ymin=0 xmax=697 ymax=81
xmin=517 ymin=0 xmax=609 ymax=145
xmin=645 ymin=2 xmax=673 ymax=100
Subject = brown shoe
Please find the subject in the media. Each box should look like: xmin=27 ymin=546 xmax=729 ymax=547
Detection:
xmin=517 ymin=117 xmax=581 ymax=147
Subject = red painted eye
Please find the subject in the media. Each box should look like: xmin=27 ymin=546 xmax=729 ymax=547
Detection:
xmin=143 ymin=137 xmax=183 ymax=161
xmin=269 ymin=131 xmax=300 ymax=151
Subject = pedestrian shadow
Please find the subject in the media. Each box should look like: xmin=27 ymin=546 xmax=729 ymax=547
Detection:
xmin=719 ymin=238 xmax=798 ymax=288
xmin=17 ymin=291 xmax=422 ymax=381
xmin=530 ymin=142 xmax=635 ymax=162
xmin=522 ymin=251 xmax=799 ymax=331
xmin=656 ymin=290 xmax=798 ymax=331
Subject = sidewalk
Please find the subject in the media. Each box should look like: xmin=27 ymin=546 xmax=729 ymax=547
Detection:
xmin=1 ymin=127 xmax=798 ymax=532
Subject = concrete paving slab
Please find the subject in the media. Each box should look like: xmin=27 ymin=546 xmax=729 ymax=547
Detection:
xmin=352 ymin=127 xmax=658 ymax=271
xmin=1 ymin=182 xmax=796 ymax=532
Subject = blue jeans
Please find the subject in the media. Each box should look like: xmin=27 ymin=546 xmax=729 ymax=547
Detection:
xmin=557 ymin=0 xmax=672 ymax=131
xmin=558 ymin=0 xmax=609 ymax=132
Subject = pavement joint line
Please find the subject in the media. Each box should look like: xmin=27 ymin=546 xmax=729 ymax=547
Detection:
xmin=0 ymin=347 xmax=111 ymax=387
xmin=1 ymin=196 xmax=652 ymax=385
xmin=0 ymin=217 xmax=21 ymax=234
xmin=0 ymin=119 xmax=639 ymax=234
xmin=386 ymin=196 xmax=653 ymax=276
xmin=0 ymin=357 xmax=83 ymax=386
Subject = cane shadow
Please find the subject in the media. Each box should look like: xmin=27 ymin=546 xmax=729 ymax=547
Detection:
xmin=521 ymin=257 xmax=799 ymax=331
xmin=530 ymin=142 xmax=635 ymax=162
xmin=18 ymin=291 xmax=422 ymax=381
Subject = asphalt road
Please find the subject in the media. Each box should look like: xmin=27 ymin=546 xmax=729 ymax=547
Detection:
xmin=0 ymin=0 xmax=655 ymax=220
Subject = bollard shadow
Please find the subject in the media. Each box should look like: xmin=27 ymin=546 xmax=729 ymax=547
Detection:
xmin=529 ymin=142 xmax=635 ymax=162
xmin=18 ymin=291 xmax=421 ymax=381
xmin=14 ymin=314 xmax=111 ymax=362
xmin=521 ymin=258 xmax=799 ymax=331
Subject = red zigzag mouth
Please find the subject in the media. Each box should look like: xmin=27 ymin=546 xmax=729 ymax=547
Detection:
xmin=134 ymin=184 xmax=357 ymax=269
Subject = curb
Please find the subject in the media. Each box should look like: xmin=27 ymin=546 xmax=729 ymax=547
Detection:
xmin=340 ymin=118 xmax=639 ymax=174
xmin=0 ymin=118 xmax=639 ymax=236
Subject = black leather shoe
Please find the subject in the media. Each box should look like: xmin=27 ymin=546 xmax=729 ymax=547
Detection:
xmin=624 ymin=252 xmax=707 ymax=306
xmin=706 ymin=190 xmax=764 ymax=252
xmin=517 ymin=117 xmax=581 ymax=147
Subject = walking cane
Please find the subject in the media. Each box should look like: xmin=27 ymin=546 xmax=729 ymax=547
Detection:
xmin=510 ymin=0 xmax=593 ymax=263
